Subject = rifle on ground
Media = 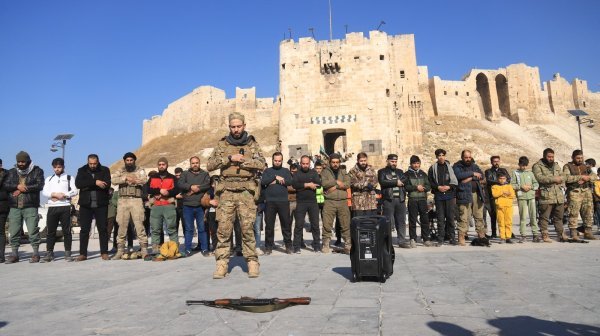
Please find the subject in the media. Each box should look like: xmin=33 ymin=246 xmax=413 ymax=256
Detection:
xmin=186 ymin=297 xmax=311 ymax=313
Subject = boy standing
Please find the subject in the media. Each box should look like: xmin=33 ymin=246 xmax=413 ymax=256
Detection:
xmin=491 ymin=172 xmax=516 ymax=244
xmin=511 ymin=156 xmax=540 ymax=243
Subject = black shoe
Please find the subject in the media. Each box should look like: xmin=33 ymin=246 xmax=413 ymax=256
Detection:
xmin=449 ymin=239 xmax=457 ymax=246
xmin=41 ymin=251 xmax=54 ymax=263
xmin=285 ymin=247 xmax=293 ymax=254
xmin=294 ymin=248 xmax=301 ymax=254
xmin=506 ymin=239 xmax=514 ymax=244
xmin=264 ymin=248 xmax=272 ymax=255
xmin=185 ymin=250 xmax=193 ymax=257
xmin=201 ymin=250 xmax=211 ymax=257
xmin=192 ymin=246 xmax=202 ymax=252
xmin=334 ymin=239 xmax=342 ymax=247
xmin=491 ymin=234 xmax=498 ymax=239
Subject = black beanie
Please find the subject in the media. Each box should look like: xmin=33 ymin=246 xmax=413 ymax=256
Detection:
xmin=410 ymin=155 xmax=421 ymax=164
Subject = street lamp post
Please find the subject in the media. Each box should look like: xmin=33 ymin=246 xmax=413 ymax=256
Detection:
xmin=568 ymin=110 xmax=593 ymax=153
xmin=50 ymin=134 xmax=74 ymax=161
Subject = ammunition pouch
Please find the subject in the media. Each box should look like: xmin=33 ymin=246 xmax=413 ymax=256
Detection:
xmin=216 ymin=179 xmax=261 ymax=202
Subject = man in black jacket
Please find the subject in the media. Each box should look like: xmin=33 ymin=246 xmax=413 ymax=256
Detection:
xmin=484 ymin=156 xmax=511 ymax=238
xmin=405 ymin=155 xmax=432 ymax=247
xmin=177 ymin=156 xmax=211 ymax=256
xmin=261 ymin=152 xmax=293 ymax=254
xmin=0 ymin=158 xmax=9 ymax=263
xmin=292 ymin=155 xmax=322 ymax=253
xmin=75 ymin=154 xmax=111 ymax=261
xmin=3 ymin=151 xmax=45 ymax=264
xmin=428 ymin=149 xmax=458 ymax=246
xmin=453 ymin=150 xmax=486 ymax=246
xmin=378 ymin=154 xmax=408 ymax=247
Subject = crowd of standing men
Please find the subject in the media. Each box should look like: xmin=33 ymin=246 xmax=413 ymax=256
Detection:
xmin=1 ymin=112 xmax=598 ymax=279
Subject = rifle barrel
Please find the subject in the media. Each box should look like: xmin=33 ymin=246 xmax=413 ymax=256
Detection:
xmin=186 ymin=300 xmax=214 ymax=306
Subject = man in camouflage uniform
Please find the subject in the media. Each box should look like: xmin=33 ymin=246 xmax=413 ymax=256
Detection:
xmin=349 ymin=152 xmax=379 ymax=216
xmin=110 ymin=152 xmax=149 ymax=260
xmin=321 ymin=153 xmax=351 ymax=253
xmin=207 ymin=112 xmax=266 ymax=279
xmin=532 ymin=148 xmax=569 ymax=242
xmin=563 ymin=149 xmax=597 ymax=241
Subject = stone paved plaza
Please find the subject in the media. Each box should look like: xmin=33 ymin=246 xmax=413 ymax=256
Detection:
xmin=1 ymin=222 xmax=600 ymax=336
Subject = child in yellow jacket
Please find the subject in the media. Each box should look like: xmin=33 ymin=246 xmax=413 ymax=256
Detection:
xmin=491 ymin=173 xmax=516 ymax=243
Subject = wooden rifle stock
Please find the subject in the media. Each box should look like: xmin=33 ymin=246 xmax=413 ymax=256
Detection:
xmin=186 ymin=297 xmax=311 ymax=312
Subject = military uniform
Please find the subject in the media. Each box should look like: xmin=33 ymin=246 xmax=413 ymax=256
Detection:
xmin=349 ymin=164 xmax=378 ymax=216
xmin=532 ymin=159 xmax=567 ymax=242
xmin=111 ymin=165 xmax=148 ymax=258
xmin=320 ymin=166 xmax=351 ymax=253
xmin=207 ymin=132 xmax=265 ymax=276
xmin=563 ymin=162 xmax=598 ymax=240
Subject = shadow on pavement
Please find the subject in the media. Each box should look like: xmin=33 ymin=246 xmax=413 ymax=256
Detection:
xmin=227 ymin=256 xmax=248 ymax=273
xmin=331 ymin=267 xmax=353 ymax=281
xmin=428 ymin=316 xmax=600 ymax=336
xmin=0 ymin=322 xmax=7 ymax=328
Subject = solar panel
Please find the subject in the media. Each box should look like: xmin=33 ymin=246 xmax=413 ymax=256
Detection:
xmin=53 ymin=134 xmax=74 ymax=141
xmin=568 ymin=110 xmax=588 ymax=117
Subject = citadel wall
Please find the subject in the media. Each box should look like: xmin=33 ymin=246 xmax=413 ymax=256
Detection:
xmin=141 ymin=31 xmax=599 ymax=165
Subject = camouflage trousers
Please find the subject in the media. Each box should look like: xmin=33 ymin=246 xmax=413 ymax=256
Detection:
xmin=567 ymin=189 xmax=594 ymax=229
xmin=215 ymin=190 xmax=258 ymax=262
xmin=116 ymin=197 xmax=147 ymax=248
xmin=322 ymin=200 xmax=351 ymax=245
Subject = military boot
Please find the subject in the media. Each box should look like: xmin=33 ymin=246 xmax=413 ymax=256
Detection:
xmin=532 ymin=235 xmax=541 ymax=243
xmin=142 ymin=243 xmax=152 ymax=261
xmin=111 ymin=249 xmax=125 ymax=260
xmin=42 ymin=251 xmax=55 ymax=263
xmin=343 ymin=244 xmax=351 ymax=254
xmin=322 ymin=239 xmax=331 ymax=254
xmin=559 ymin=230 xmax=570 ymax=242
xmin=213 ymin=260 xmax=229 ymax=279
xmin=247 ymin=260 xmax=260 ymax=278
xmin=458 ymin=233 xmax=466 ymax=246
xmin=570 ymin=228 xmax=580 ymax=242
xmin=541 ymin=231 xmax=552 ymax=243
xmin=584 ymin=228 xmax=597 ymax=240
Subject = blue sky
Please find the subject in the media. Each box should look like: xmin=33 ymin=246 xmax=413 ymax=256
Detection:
xmin=1 ymin=0 xmax=599 ymax=172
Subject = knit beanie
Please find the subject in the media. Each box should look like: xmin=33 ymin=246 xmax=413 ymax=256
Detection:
xmin=16 ymin=151 xmax=31 ymax=162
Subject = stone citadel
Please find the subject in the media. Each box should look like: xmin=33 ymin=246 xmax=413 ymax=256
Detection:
xmin=142 ymin=31 xmax=600 ymax=165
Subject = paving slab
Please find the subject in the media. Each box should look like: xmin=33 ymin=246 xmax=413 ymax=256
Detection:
xmin=1 ymin=224 xmax=600 ymax=336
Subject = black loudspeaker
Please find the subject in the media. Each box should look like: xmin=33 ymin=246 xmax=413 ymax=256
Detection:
xmin=349 ymin=215 xmax=395 ymax=283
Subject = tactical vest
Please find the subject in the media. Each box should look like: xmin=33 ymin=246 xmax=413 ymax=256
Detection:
xmin=221 ymin=142 xmax=255 ymax=179
xmin=566 ymin=163 xmax=591 ymax=190
xmin=316 ymin=186 xmax=324 ymax=204
xmin=118 ymin=168 xmax=144 ymax=198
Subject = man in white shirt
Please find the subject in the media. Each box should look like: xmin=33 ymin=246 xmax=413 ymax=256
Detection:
xmin=41 ymin=158 xmax=78 ymax=262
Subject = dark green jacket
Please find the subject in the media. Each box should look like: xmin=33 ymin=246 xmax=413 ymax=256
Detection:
xmin=321 ymin=166 xmax=350 ymax=201
xmin=405 ymin=168 xmax=431 ymax=200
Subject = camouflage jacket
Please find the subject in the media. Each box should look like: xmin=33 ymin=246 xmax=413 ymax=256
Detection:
xmin=562 ymin=162 xmax=598 ymax=193
xmin=349 ymin=164 xmax=378 ymax=210
xmin=532 ymin=159 xmax=565 ymax=205
xmin=111 ymin=165 xmax=147 ymax=198
xmin=207 ymin=134 xmax=266 ymax=191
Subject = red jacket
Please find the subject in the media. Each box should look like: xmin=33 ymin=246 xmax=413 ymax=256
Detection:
xmin=146 ymin=172 xmax=180 ymax=206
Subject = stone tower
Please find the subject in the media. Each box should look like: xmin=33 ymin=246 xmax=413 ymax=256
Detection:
xmin=278 ymin=31 xmax=430 ymax=165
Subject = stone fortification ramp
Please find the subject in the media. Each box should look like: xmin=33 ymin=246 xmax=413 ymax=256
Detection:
xmin=422 ymin=115 xmax=600 ymax=170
